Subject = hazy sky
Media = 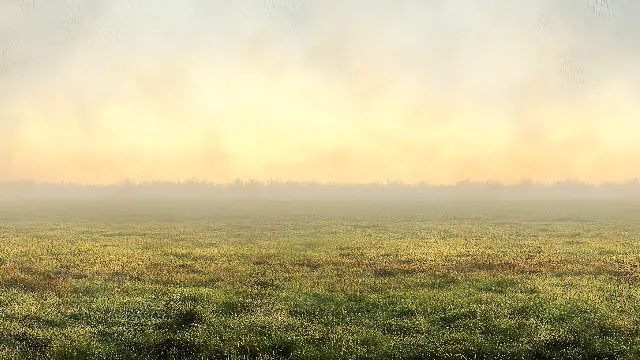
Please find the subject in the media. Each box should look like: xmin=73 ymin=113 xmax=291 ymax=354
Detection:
xmin=1 ymin=0 xmax=639 ymax=185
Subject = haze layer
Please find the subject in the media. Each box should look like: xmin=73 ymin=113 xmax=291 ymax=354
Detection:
xmin=1 ymin=0 xmax=639 ymax=184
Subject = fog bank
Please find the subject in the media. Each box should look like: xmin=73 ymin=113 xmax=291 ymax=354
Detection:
xmin=1 ymin=0 xmax=639 ymax=185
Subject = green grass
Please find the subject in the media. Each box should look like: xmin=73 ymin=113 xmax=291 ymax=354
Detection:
xmin=0 ymin=199 xmax=639 ymax=359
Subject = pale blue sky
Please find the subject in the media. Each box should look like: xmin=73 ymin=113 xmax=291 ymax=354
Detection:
xmin=2 ymin=0 xmax=638 ymax=98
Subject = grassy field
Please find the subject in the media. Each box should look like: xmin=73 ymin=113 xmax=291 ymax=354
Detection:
xmin=0 ymin=199 xmax=639 ymax=359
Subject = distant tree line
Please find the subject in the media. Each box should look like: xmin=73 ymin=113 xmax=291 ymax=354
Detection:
xmin=0 ymin=177 xmax=639 ymax=201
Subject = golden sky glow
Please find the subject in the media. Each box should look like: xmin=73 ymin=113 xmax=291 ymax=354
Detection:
xmin=1 ymin=0 xmax=639 ymax=185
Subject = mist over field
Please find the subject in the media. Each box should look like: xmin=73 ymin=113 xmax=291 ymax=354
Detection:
xmin=3 ymin=5 xmax=640 ymax=357
xmin=1 ymin=0 xmax=640 ymax=186
xmin=1 ymin=178 xmax=640 ymax=201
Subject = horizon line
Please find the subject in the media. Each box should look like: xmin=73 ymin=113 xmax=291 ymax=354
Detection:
xmin=1 ymin=177 xmax=640 ymax=188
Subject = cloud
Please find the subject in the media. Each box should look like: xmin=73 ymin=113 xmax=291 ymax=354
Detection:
xmin=0 ymin=0 xmax=638 ymax=184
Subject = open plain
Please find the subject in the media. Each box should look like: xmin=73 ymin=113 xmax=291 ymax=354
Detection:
xmin=0 ymin=199 xmax=639 ymax=359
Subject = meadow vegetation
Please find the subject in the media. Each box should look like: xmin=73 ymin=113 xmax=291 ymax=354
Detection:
xmin=0 ymin=199 xmax=639 ymax=359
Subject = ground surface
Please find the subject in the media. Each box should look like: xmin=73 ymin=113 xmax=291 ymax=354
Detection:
xmin=0 ymin=199 xmax=639 ymax=359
